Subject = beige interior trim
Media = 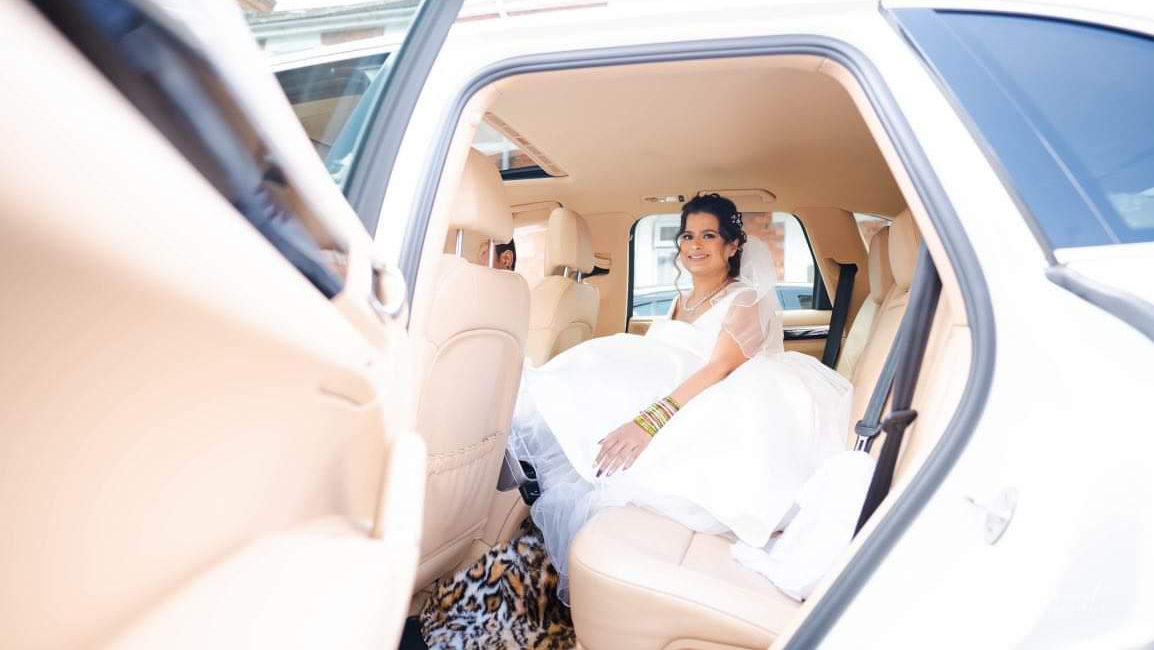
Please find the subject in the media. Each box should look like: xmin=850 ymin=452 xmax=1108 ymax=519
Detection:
xmin=793 ymin=207 xmax=871 ymax=331
xmin=1 ymin=5 xmax=415 ymax=648
xmin=495 ymin=55 xmax=904 ymax=217
xmin=106 ymin=432 xmax=426 ymax=650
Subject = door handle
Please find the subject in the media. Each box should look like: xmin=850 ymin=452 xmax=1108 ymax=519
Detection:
xmin=370 ymin=259 xmax=408 ymax=321
xmin=965 ymin=487 xmax=1018 ymax=545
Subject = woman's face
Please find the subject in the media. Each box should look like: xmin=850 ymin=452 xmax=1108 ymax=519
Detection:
xmin=678 ymin=212 xmax=736 ymax=280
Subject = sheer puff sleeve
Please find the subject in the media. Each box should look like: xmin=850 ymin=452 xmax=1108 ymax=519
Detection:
xmin=718 ymin=238 xmax=785 ymax=358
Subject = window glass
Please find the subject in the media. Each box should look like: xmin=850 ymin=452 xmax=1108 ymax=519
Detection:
xmin=855 ymin=213 xmax=890 ymax=251
xmin=897 ymin=10 xmax=1154 ymax=248
xmin=272 ymin=53 xmax=388 ymax=165
xmin=249 ymin=1 xmax=606 ymax=193
xmin=474 ymin=121 xmax=537 ymax=173
xmin=630 ymin=212 xmax=817 ymax=319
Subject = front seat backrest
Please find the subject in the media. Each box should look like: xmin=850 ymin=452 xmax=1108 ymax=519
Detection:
xmin=410 ymin=148 xmax=530 ymax=588
xmin=526 ymin=207 xmax=599 ymax=366
xmin=835 ymin=227 xmax=894 ymax=380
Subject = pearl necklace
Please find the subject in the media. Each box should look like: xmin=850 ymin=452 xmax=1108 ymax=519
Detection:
xmin=682 ymin=279 xmax=731 ymax=314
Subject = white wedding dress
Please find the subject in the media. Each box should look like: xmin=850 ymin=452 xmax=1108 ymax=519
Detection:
xmin=508 ymin=240 xmax=853 ymax=601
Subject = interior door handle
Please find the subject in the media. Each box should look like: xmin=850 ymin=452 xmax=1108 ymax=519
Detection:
xmin=370 ymin=260 xmax=408 ymax=321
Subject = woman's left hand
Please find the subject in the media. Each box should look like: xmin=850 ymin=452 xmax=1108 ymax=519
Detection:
xmin=595 ymin=421 xmax=652 ymax=477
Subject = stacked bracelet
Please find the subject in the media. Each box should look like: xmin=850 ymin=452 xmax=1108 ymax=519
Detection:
xmin=632 ymin=396 xmax=682 ymax=437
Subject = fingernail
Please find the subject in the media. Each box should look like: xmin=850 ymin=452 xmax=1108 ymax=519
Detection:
xmin=596 ymin=470 xmax=602 ymax=478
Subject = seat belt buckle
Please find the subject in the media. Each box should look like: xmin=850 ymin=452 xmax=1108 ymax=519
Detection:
xmin=853 ymin=420 xmax=881 ymax=451
xmin=854 ymin=409 xmax=918 ymax=451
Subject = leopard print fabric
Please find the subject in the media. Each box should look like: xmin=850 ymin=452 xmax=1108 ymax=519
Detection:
xmin=419 ymin=518 xmax=575 ymax=650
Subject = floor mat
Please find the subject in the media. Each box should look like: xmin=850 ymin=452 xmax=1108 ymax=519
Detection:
xmin=419 ymin=518 xmax=576 ymax=650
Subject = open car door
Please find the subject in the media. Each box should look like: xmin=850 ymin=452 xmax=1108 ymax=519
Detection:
xmin=0 ymin=0 xmax=462 ymax=648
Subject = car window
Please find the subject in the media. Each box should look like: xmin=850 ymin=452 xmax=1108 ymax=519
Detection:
xmin=895 ymin=10 xmax=1154 ymax=249
xmin=245 ymin=1 xmax=427 ymax=189
xmin=247 ymin=1 xmax=605 ymax=211
xmin=630 ymin=212 xmax=819 ymax=320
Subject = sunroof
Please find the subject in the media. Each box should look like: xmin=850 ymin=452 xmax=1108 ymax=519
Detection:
xmin=473 ymin=121 xmax=542 ymax=176
xmin=472 ymin=118 xmax=561 ymax=180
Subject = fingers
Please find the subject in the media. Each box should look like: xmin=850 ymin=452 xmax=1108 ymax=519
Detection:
xmin=594 ymin=425 xmax=650 ymax=477
xmin=603 ymin=448 xmax=630 ymax=476
xmin=621 ymin=447 xmax=640 ymax=472
xmin=594 ymin=432 xmax=620 ymax=469
xmin=601 ymin=441 xmax=640 ymax=477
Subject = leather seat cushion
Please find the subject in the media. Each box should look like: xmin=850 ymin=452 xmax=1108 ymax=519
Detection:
xmin=569 ymin=507 xmax=800 ymax=650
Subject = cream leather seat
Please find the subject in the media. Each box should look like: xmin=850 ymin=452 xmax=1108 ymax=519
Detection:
xmin=526 ymin=207 xmax=599 ymax=366
xmin=410 ymin=149 xmax=530 ymax=589
xmin=568 ymin=211 xmax=920 ymax=650
xmin=835 ymin=227 xmax=894 ymax=380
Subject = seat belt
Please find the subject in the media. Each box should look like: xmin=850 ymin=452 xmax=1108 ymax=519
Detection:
xmin=821 ymin=262 xmax=858 ymax=369
xmin=853 ymin=244 xmax=942 ymax=534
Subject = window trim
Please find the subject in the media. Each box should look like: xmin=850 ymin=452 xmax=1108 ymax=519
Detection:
xmin=385 ymin=35 xmax=995 ymax=646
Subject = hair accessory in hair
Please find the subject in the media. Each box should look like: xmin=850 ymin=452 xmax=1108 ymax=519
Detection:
xmin=731 ymin=211 xmax=744 ymax=228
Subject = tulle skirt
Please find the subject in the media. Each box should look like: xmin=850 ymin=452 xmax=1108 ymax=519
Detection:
xmin=509 ymin=334 xmax=853 ymax=602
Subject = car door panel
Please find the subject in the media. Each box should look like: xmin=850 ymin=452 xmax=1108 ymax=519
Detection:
xmin=0 ymin=2 xmax=433 ymax=648
xmin=783 ymin=309 xmax=832 ymax=358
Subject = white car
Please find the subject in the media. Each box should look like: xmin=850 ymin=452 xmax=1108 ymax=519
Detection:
xmin=2 ymin=1 xmax=1153 ymax=649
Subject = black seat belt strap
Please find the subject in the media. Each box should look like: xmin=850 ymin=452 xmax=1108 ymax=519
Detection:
xmin=851 ymin=322 xmax=904 ymax=453
xmin=854 ymin=244 xmax=942 ymax=534
xmin=821 ymin=262 xmax=858 ymax=369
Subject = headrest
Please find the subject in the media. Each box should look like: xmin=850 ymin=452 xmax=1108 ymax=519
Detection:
xmin=867 ymin=228 xmax=895 ymax=302
xmin=888 ymin=210 xmax=920 ymax=291
xmin=545 ymin=207 xmax=595 ymax=275
xmin=447 ymin=148 xmax=513 ymax=243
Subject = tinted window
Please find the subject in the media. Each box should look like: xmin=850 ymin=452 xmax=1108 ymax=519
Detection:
xmin=897 ymin=10 xmax=1154 ymax=248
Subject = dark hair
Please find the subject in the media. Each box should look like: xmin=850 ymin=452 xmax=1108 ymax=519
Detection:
xmin=494 ymin=239 xmax=516 ymax=271
xmin=678 ymin=193 xmax=747 ymax=278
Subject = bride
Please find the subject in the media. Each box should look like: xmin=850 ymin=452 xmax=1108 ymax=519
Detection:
xmin=509 ymin=193 xmax=853 ymax=601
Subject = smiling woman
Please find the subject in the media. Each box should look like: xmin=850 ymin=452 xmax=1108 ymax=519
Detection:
xmin=632 ymin=210 xmax=820 ymax=321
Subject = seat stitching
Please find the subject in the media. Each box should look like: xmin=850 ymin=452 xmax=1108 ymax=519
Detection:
xmin=676 ymin=532 xmax=694 ymax=567
xmin=570 ymin=552 xmax=783 ymax=636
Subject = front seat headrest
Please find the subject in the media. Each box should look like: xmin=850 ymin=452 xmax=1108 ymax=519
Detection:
xmin=545 ymin=207 xmax=594 ymax=276
xmin=448 ymin=148 xmax=514 ymax=243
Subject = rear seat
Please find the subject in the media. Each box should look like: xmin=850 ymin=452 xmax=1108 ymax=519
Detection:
xmin=835 ymin=228 xmax=894 ymax=381
xmin=568 ymin=211 xmax=920 ymax=650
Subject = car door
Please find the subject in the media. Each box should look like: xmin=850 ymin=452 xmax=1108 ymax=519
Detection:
xmin=0 ymin=1 xmax=462 ymax=649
